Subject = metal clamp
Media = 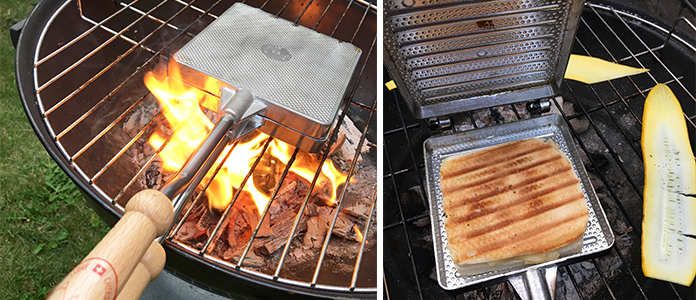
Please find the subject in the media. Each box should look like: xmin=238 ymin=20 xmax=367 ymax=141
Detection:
xmin=427 ymin=116 xmax=453 ymax=134
xmin=509 ymin=266 xmax=558 ymax=300
xmin=527 ymin=99 xmax=551 ymax=115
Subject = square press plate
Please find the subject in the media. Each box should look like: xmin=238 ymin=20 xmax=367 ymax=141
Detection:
xmin=172 ymin=3 xmax=362 ymax=140
xmin=423 ymin=114 xmax=614 ymax=290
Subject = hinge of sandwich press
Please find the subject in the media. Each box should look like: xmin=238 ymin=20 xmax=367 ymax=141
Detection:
xmin=428 ymin=116 xmax=453 ymax=134
xmin=219 ymin=87 xmax=267 ymax=140
xmin=527 ymin=99 xmax=552 ymax=115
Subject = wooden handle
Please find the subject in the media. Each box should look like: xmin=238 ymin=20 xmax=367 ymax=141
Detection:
xmin=115 ymin=241 xmax=166 ymax=300
xmin=46 ymin=190 xmax=173 ymax=300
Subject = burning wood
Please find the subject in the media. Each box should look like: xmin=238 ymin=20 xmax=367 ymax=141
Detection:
xmin=169 ymin=169 xmax=372 ymax=275
xmin=330 ymin=117 xmax=372 ymax=172
xmin=121 ymin=65 xmax=376 ymax=279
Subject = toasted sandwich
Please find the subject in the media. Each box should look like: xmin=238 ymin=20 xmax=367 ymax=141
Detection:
xmin=440 ymin=138 xmax=588 ymax=275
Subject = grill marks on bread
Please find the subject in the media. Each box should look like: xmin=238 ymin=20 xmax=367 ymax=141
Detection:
xmin=440 ymin=139 xmax=589 ymax=265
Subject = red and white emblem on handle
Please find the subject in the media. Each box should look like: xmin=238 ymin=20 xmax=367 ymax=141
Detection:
xmin=46 ymin=258 xmax=118 ymax=300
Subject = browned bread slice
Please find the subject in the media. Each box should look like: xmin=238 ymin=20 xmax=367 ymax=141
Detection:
xmin=440 ymin=139 xmax=589 ymax=275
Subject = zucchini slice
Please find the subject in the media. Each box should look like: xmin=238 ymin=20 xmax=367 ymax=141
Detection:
xmin=642 ymin=84 xmax=696 ymax=286
xmin=564 ymin=54 xmax=649 ymax=84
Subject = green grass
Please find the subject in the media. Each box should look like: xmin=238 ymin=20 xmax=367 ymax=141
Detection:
xmin=0 ymin=1 xmax=110 ymax=299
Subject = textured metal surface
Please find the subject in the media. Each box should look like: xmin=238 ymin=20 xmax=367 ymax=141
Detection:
xmin=423 ymin=114 xmax=614 ymax=290
xmin=384 ymin=0 xmax=584 ymax=118
xmin=173 ymin=3 xmax=362 ymax=140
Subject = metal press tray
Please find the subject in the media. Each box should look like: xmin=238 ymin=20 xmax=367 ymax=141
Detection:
xmin=424 ymin=114 xmax=614 ymax=291
xmin=171 ymin=3 xmax=362 ymax=152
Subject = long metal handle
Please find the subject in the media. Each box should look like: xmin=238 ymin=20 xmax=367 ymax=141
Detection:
xmin=508 ymin=266 xmax=558 ymax=300
xmin=47 ymin=88 xmax=266 ymax=300
xmin=157 ymin=87 xmax=266 ymax=241
xmin=159 ymin=88 xmax=262 ymax=198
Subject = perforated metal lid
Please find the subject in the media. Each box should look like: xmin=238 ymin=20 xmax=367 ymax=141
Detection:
xmin=384 ymin=0 xmax=584 ymax=118
xmin=173 ymin=3 xmax=362 ymax=140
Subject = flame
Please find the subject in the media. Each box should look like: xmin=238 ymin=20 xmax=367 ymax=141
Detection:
xmin=144 ymin=64 xmax=352 ymax=214
xmin=352 ymin=224 xmax=366 ymax=244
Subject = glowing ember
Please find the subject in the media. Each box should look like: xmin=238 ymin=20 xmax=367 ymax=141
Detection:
xmin=144 ymin=64 xmax=351 ymax=214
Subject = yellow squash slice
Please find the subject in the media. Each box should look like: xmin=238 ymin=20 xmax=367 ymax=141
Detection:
xmin=564 ymin=54 xmax=649 ymax=84
xmin=641 ymin=84 xmax=696 ymax=286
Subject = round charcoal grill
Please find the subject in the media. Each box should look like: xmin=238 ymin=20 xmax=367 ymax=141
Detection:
xmin=15 ymin=0 xmax=377 ymax=298
xmin=384 ymin=0 xmax=695 ymax=299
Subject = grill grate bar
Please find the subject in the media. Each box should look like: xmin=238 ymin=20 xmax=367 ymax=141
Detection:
xmin=576 ymin=17 xmax=646 ymax=122
xmin=70 ymin=0 xmax=227 ymax=195
xmin=384 ymin=88 xmax=425 ymax=300
xmin=43 ymin=0 xmax=198 ymax=118
xmin=275 ymin=0 xmax=295 ymax=17
xmin=591 ymin=258 xmax=618 ymax=300
xmin=592 ymin=5 xmax=696 ymax=105
xmin=112 ymin=120 xmax=188 ymax=204
xmin=70 ymin=91 xmax=151 ymax=160
xmin=172 ymin=0 xmax=219 ymax=19
xmin=350 ymin=4 xmax=371 ymax=43
xmin=331 ymin=0 xmax=354 ymax=37
xmin=168 ymin=141 xmax=238 ymax=240
xmin=35 ymin=0 xmax=141 ymax=66
xmin=293 ymin=0 xmax=315 ymax=24
xmin=272 ymin=135 xmax=336 ymax=278
xmin=564 ymin=265 xmax=587 ymax=300
xmin=198 ymin=138 xmax=273 ymax=256
xmin=312 ymin=0 xmax=336 ymax=30
xmin=273 ymin=34 xmax=377 ymax=287
xmin=118 ymin=2 xmax=189 ymax=35
xmin=611 ymin=247 xmax=649 ymax=299
xmin=350 ymin=187 xmax=377 ymax=290
xmin=619 ymin=17 xmax=696 ymax=62
xmin=311 ymin=84 xmax=377 ymax=287
xmin=236 ymin=147 xmax=301 ymax=267
xmin=36 ymin=0 xmax=170 ymax=95
xmin=91 ymin=109 xmax=163 ymax=183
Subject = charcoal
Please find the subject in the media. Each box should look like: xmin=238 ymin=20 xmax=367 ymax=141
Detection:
xmin=177 ymin=220 xmax=206 ymax=242
xmin=263 ymin=214 xmax=308 ymax=254
xmin=234 ymin=253 xmax=267 ymax=268
xmin=226 ymin=208 xmax=239 ymax=247
xmin=330 ymin=117 xmax=371 ymax=172
xmin=341 ymin=204 xmax=370 ymax=220
xmin=207 ymin=210 xmax=232 ymax=253
xmin=290 ymin=247 xmax=315 ymax=263
xmin=303 ymin=217 xmax=328 ymax=249
xmin=196 ymin=208 xmax=218 ymax=232
xmin=240 ymin=206 xmax=272 ymax=237
xmin=331 ymin=212 xmax=355 ymax=241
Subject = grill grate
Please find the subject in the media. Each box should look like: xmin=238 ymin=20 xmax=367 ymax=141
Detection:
xmin=28 ymin=0 xmax=376 ymax=295
xmin=384 ymin=2 xmax=695 ymax=299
